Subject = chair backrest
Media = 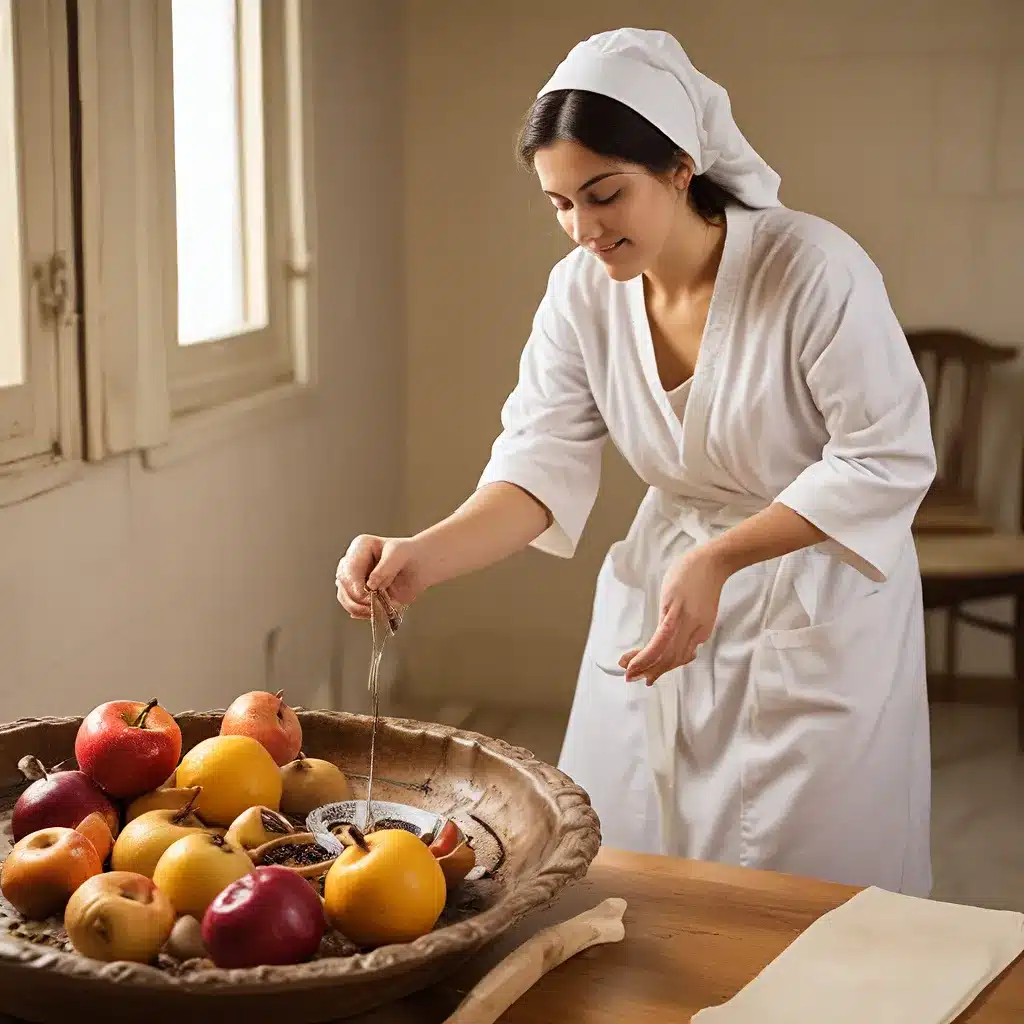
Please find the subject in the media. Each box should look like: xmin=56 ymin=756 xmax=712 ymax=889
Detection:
xmin=906 ymin=329 xmax=1017 ymax=506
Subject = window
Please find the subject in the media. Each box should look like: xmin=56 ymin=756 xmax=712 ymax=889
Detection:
xmin=0 ymin=0 xmax=312 ymax=495
xmin=165 ymin=0 xmax=299 ymax=415
xmin=0 ymin=0 xmax=80 ymax=481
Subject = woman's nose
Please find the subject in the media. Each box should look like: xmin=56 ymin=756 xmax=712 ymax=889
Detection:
xmin=570 ymin=207 xmax=600 ymax=246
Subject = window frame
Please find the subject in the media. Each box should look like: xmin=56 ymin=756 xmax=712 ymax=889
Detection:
xmin=75 ymin=0 xmax=315 ymax=469
xmin=157 ymin=0 xmax=299 ymax=418
xmin=1 ymin=0 xmax=314 ymax=493
xmin=0 ymin=0 xmax=82 ymax=492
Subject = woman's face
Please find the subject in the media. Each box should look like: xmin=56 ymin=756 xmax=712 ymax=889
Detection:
xmin=534 ymin=140 xmax=688 ymax=282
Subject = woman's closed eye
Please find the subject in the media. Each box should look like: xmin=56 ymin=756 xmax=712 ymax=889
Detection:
xmin=550 ymin=189 xmax=623 ymax=212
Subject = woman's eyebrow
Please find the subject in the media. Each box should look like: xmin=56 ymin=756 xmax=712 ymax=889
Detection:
xmin=543 ymin=171 xmax=624 ymax=199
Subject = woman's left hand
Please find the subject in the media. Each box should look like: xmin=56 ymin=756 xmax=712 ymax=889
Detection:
xmin=619 ymin=546 xmax=730 ymax=686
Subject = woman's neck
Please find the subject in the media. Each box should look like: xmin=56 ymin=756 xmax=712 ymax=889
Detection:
xmin=644 ymin=201 xmax=727 ymax=306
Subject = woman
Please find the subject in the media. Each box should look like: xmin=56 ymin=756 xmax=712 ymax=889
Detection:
xmin=336 ymin=28 xmax=937 ymax=894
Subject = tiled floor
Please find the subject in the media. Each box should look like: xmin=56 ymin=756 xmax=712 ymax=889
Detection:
xmin=411 ymin=699 xmax=1024 ymax=910
xmin=930 ymin=703 xmax=1024 ymax=911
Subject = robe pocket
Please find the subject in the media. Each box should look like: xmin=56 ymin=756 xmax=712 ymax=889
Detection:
xmin=765 ymin=581 xmax=885 ymax=652
xmin=756 ymin=584 xmax=889 ymax=709
xmin=590 ymin=541 xmax=649 ymax=677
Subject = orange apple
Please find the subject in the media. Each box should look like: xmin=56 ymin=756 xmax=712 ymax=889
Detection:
xmin=0 ymin=826 xmax=102 ymax=920
xmin=64 ymin=871 xmax=175 ymax=963
xmin=323 ymin=827 xmax=446 ymax=947
xmin=220 ymin=689 xmax=302 ymax=766
xmin=75 ymin=811 xmax=115 ymax=864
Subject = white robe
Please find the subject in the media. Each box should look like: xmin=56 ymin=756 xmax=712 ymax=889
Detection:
xmin=478 ymin=203 xmax=937 ymax=895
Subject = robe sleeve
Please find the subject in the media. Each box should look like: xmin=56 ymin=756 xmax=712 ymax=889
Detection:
xmin=476 ymin=271 xmax=608 ymax=558
xmin=774 ymin=259 xmax=936 ymax=583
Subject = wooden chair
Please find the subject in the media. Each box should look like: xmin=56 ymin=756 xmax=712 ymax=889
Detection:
xmin=907 ymin=329 xmax=1024 ymax=749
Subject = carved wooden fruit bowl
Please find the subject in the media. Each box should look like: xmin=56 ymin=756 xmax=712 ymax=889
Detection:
xmin=0 ymin=709 xmax=600 ymax=1023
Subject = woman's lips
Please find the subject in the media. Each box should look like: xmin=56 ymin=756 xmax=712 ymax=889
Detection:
xmin=592 ymin=239 xmax=627 ymax=257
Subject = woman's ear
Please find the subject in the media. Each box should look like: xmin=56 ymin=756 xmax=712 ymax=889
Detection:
xmin=672 ymin=153 xmax=695 ymax=192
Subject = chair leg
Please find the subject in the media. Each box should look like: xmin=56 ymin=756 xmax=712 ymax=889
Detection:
xmin=1016 ymin=594 xmax=1024 ymax=753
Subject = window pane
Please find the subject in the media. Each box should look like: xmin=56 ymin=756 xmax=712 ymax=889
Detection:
xmin=172 ymin=0 xmax=260 ymax=347
xmin=0 ymin=0 xmax=24 ymax=388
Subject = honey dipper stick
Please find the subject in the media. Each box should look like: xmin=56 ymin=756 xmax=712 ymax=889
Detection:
xmin=442 ymin=898 xmax=627 ymax=1024
xmin=363 ymin=589 xmax=402 ymax=833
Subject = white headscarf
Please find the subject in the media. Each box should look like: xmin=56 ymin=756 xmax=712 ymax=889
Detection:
xmin=538 ymin=27 xmax=781 ymax=209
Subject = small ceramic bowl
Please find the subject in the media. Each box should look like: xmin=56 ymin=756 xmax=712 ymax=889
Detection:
xmin=306 ymin=800 xmax=441 ymax=855
xmin=307 ymin=800 xmax=478 ymax=888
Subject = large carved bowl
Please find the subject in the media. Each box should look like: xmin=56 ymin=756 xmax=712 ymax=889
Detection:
xmin=0 ymin=709 xmax=600 ymax=1023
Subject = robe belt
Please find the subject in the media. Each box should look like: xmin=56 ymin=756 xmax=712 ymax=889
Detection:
xmin=642 ymin=490 xmax=774 ymax=850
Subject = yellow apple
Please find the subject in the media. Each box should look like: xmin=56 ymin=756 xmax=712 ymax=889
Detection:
xmin=152 ymin=832 xmax=253 ymax=919
xmin=64 ymin=871 xmax=175 ymax=963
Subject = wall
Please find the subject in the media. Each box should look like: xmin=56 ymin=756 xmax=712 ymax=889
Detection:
xmin=402 ymin=0 xmax=1024 ymax=716
xmin=0 ymin=1 xmax=405 ymax=721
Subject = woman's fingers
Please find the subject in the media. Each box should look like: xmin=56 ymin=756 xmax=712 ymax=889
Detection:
xmin=623 ymin=621 xmax=703 ymax=685
xmin=367 ymin=539 xmax=410 ymax=593
xmin=336 ymin=583 xmax=371 ymax=619
xmin=336 ymin=537 xmax=381 ymax=619
xmin=337 ymin=573 xmax=370 ymax=607
xmin=339 ymin=536 xmax=381 ymax=588
xmin=623 ymin=616 xmax=677 ymax=681
xmin=618 ymin=648 xmax=641 ymax=670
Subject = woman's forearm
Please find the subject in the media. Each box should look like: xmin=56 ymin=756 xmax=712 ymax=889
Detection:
xmin=414 ymin=481 xmax=552 ymax=588
xmin=703 ymin=502 xmax=826 ymax=577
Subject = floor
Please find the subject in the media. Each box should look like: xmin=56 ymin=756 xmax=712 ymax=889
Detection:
xmin=413 ymin=699 xmax=1024 ymax=911
xmin=930 ymin=703 xmax=1024 ymax=911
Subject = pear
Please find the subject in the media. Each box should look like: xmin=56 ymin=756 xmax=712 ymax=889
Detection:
xmin=280 ymin=753 xmax=352 ymax=816
xmin=225 ymin=805 xmax=296 ymax=852
xmin=125 ymin=786 xmax=203 ymax=824
xmin=111 ymin=790 xmax=223 ymax=878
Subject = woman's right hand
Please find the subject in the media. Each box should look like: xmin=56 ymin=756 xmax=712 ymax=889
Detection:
xmin=335 ymin=535 xmax=429 ymax=620
xmin=335 ymin=482 xmax=552 ymax=621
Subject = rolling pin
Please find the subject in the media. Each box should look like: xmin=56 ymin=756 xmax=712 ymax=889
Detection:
xmin=442 ymin=897 xmax=627 ymax=1024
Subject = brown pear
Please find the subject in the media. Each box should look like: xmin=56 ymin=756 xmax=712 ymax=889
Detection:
xmin=280 ymin=753 xmax=352 ymax=816
xmin=125 ymin=786 xmax=203 ymax=824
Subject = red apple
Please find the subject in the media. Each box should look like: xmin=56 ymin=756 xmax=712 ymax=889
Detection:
xmin=219 ymin=689 xmax=302 ymax=766
xmin=12 ymin=756 xmax=120 ymax=843
xmin=428 ymin=819 xmax=460 ymax=858
xmin=75 ymin=699 xmax=182 ymax=800
xmin=201 ymin=865 xmax=326 ymax=968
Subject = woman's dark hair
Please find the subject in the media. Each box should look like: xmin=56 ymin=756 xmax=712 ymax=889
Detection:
xmin=517 ymin=89 xmax=740 ymax=224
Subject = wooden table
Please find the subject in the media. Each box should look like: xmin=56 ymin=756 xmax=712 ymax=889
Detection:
xmin=353 ymin=848 xmax=1024 ymax=1023
xmin=3 ymin=849 xmax=1022 ymax=1023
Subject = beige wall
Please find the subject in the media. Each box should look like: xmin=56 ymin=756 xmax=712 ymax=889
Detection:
xmin=402 ymin=0 xmax=1024 ymax=714
xmin=0 ymin=1 xmax=405 ymax=721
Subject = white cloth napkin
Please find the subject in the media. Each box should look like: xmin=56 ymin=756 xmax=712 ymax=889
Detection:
xmin=691 ymin=886 xmax=1024 ymax=1023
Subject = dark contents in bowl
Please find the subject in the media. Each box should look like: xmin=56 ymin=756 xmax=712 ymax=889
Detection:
xmin=328 ymin=817 xmax=423 ymax=838
xmin=261 ymin=842 xmax=333 ymax=867
xmin=373 ymin=817 xmax=422 ymax=836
